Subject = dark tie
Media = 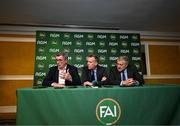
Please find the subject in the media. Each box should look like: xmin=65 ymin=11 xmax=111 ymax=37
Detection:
xmin=91 ymin=70 xmax=95 ymax=82
xmin=121 ymin=71 xmax=126 ymax=81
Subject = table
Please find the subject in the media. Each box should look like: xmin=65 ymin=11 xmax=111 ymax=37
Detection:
xmin=16 ymin=84 xmax=180 ymax=125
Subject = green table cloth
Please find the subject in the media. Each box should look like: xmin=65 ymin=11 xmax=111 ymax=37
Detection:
xmin=16 ymin=84 xmax=180 ymax=125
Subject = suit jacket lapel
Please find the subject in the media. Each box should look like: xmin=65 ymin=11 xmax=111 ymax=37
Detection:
xmin=55 ymin=66 xmax=59 ymax=83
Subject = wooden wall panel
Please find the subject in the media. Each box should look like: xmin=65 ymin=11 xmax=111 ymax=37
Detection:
xmin=0 ymin=80 xmax=33 ymax=106
xmin=149 ymin=45 xmax=180 ymax=74
xmin=0 ymin=42 xmax=35 ymax=75
xmin=145 ymin=79 xmax=180 ymax=84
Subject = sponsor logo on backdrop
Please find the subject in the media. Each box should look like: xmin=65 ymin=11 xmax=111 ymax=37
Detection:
xmin=49 ymin=48 xmax=59 ymax=53
xmin=50 ymin=41 xmax=58 ymax=45
xmin=133 ymin=49 xmax=139 ymax=54
xmin=111 ymin=48 xmax=117 ymax=55
xmin=131 ymin=42 xmax=140 ymax=47
xmin=134 ymin=63 xmax=140 ymax=69
xmin=39 ymin=32 xmax=46 ymax=39
xmin=50 ymin=33 xmax=60 ymax=38
xmin=74 ymin=64 xmax=84 ymax=68
xmin=63 ymin=48 xmax=71 ymax=53
xmin=88 ymin=48 xmax=94 ymax=54
xmin=110 ymin=34 xmax=116 ymax=40
xmin=132 ymin=35 xmax=138 ymax=40
xmin=74 ymin=49 xmax=84 ymax=53
xmin=74 ymin=34 xmax=84 ymax=39
xmin=49 ymin=64 xmax=56 ymax=68
xmin=86 ymin=41 xmax=95 ymax=46
xmin=99 ymin=41 xmax=106 ymax=47
xmin=109 ymin=57 xmax=118 ymax=61
xmin=121 ymin=41 xmax=128 ymax=47
xmin=99 ymin=56 xmax=106 ymax=62
xmin=99 ymin=64 xmax=108 ymax=68
xmin=87 ymin=34 xmax=94 ymax=40
xmin=96 ymin=98 xmax=121 ymax=125
xmin=37 ymin=40 xmax=47 ymax=45
xmin=109 ymin=42 xmax=118 ymax=46
xmin=75 ymin=55 xmax=83 ymax=62
xmin=77 ymin=70 xmax=82 ymax=77
xmin=98 ymin=49 xmax=107 ymax=53
xmin=51 ymin=56 xmax=56 ymax=60
xmin=36 ymin=78 xmax=43 ymax=85
xmin=62 ymin=41 xmax=72 ymax=46
xmin=36 ymin=56 xmax=47 ymax=61
xmin=97 ymin=34 xmax=107 ymax=39
xmin=35 ymin=72 xmax=46 ymax=77
xmin=111 ymin=63 xmax=116 ymax=67
xmin=37 ymin=63 xmax=45 ymax=70
xmin=132 ymin=57 xmax=141 ymax=61
xmin=38 ymin=47 xmax=45 ymax=54
xmin=68 ymin=57 xmax=72 ymax=60
xmin=120 ymin=49 xmax=130 ymax=54
xmin=119 ymin=35 xmax=128 ymax=39
xmin=64 ymin=33 xmax=70 ymax=39
xmin=76 ymin=40 xmax=82 ymax=47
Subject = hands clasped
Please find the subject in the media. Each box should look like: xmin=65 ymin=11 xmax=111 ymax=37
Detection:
xmin=122 ymin=78 xmax=137 ymax=86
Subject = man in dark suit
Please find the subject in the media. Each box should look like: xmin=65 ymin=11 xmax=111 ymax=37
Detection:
xmin=82 ymin=54 xmax=108 ymax=87
xmin=42 ymin=53 xmax=81 ymax=87
xmin=109 ymin=56 xmax=144 ymax=86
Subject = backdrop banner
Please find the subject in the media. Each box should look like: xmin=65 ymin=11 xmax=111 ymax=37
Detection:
xmin=34 ymin=31 xmax=142 ymax=86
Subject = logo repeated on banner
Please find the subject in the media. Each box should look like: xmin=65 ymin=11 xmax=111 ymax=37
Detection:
xmin=96 ymin=98 xmax=121 ymax=125
xmin=34 ymin=31 xmax=142 ymax=85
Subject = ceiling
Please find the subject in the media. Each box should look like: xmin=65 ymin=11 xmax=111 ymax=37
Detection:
xmin=0 ymin=0 xmax=180 ymax=33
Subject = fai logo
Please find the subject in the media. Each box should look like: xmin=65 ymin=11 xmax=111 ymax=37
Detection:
xmin=39 ymin=32 xmax=46 ymax=39
xmin=110 ymin=34 xmax=116 ymax=40
xmin=64 ymin=33 xmax=70 ymax=39
xmin=99 ymin=41 xmax=106 ymax=47
xmin=87 ymin=34 xmax=94 ymax=40
xmin=76 ymin=40 xmax=82 ymax=47
xmin=99 ymin=55 xmax=106 ymax=62
xmin=36 ymin=78 xmax=43 ymax=85
xmin=96 ymin=98 xmax=121 ymax=125
xmin=38 ymin=47 xmax=45 ymax=54
xmin=37 ymin=63 xmax=45 ymax=70
xmin=121 ymin=41 xmax=128 ymax=48
xmin=63 ymin=48 xmax=71 ymax=53
xmin=132 ymin=35 xmax=138 ymax=40
xmin=50 ymin=41 xmax=58 ymax=45
xmin=110 ymin=48 xmax=117 ymax=55
xmin=75 ymin=55 xmax=83 ymax=62
xmin=87 ymin=48 xmax=94 ymax=54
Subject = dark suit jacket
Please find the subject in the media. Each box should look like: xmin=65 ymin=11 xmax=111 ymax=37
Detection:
xmin=81 ymin=65 xmax=108 ymax=86
xmin=109 ymin=65 xmax=144 ymax=86
xmin=42 ymin=64 xmax=81 ymax=86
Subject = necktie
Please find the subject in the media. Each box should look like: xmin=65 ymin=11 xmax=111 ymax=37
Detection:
xmin=91 ymin=70 xmax=95 ymax=82
xmin=122 ymin=70 xmax=126 ymax=81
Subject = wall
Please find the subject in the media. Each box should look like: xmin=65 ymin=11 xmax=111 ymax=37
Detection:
xmin=0 ymin=27 xmax=180 ymax=120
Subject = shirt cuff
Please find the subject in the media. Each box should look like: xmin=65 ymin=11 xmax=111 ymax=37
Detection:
xmin=120 ymin=81 xmax=123 ymax=86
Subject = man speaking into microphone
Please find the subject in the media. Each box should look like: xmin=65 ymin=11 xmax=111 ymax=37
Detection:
xmin=42 ymin=52 xmax=81 ymax=88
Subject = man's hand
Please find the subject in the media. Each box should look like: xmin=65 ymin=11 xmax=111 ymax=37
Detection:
xmin=64 ymin=70 xmax=72 ymax=81
xmin=51 ymin=82 xmax=65 ymax=88
xmin=101 ymin=76 xmax=107 ymax=81
xmin=122 ymin=78 xmax=136 ymax=86
xmin=83 ymin=81 xmax=93 ymax=86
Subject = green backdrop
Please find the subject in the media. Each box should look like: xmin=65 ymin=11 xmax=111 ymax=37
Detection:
xmin=34 ymin=31 xmax=142 ymax=85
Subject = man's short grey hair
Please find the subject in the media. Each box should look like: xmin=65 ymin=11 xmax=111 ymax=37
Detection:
xmin=117 ymin=56 xmax=129 ymax=64
xmin=55 ymin=52 xmax=68 ymax=60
